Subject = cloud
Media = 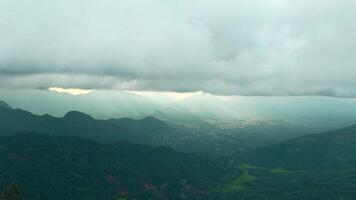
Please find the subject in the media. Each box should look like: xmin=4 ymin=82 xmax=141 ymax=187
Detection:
xmin=0 ymin=0 xmax=355 ymax=97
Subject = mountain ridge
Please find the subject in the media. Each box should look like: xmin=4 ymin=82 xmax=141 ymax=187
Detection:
xmin=0 ymin=100 xmax=11 ymax=109
xmin=247 ymin=124 xmax=356 ymax=170
xmin=0 ymin=101 xmax=176 ymax=145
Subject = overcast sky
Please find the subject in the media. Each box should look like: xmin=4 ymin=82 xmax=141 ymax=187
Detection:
xmin=0 ymin=0 xmax=355 ymax=97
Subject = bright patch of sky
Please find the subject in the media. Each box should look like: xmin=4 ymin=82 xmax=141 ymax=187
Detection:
xmin=48 ymin=87 xmax=94 ymax=96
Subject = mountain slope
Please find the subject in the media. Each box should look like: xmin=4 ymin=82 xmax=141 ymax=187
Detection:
xmin=223 ymin=125 xmax=356 ymax=199
xmin=0 ymin=102 xmax=179 ymax=144
xmin=0 ymin=132 xmax=222 ymax=200
xmin=0 ymin=101 xmax=312 ymax=160
xmin=222 ymin=164 xmax=356 ymax=200
xmin=248 ymin=124 xmax=356 ymax=170
xmin=0 ymin=101 xmax=11 ymax=109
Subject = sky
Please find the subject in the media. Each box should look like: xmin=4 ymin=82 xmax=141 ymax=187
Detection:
xmin=0 ymin=0 xmax=355 ymax=97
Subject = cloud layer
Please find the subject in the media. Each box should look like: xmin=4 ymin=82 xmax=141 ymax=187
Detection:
xmin=0 ymin=0 xmax=355 ymax=96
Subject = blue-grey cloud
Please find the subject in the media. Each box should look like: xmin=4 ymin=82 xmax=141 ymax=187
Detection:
xmin=0 ymin=0 xmax=355 ymax=97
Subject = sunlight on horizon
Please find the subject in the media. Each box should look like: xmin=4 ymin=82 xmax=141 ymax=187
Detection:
xmin=48 ymin=87 xmax=94 ymax=96
xmin=48 ymin=87 xmax=206 ymax=101
xmin=126 ymin=90 xmax=204 ymax=101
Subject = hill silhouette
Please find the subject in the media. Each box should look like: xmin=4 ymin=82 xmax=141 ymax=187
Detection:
xmin=0 ymin=101 xmax=179 ymax=145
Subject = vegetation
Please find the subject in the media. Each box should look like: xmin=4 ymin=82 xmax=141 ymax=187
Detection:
xmin=222 ymin=164 xmax=356 ymax=200
xmin=1 ymin=185 xmax=21 ymax=200
xmin=223 ymin=165 xmax=257 ymax=195
xmin=0 ymin=133 xmax=222 ymax=200
xmin=3 ymin=101 xmax=356 ymax=199
xmin=0 ymin=103 xmax=309 ymax=162
xmin=247 ymin=124 xmax=356 ymax=170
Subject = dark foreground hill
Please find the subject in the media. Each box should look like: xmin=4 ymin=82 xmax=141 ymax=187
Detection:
xmin=0 ymin=133 xmax=223 ymax=200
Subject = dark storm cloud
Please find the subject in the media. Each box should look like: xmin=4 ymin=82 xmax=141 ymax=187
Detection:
xmin=0 ymin=0 xmax=355 ymax=96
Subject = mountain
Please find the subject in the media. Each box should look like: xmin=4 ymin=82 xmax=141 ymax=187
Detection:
xmin=220 ymin=124 xmax=356 ymax=199
xmin=0 ymin=132 xmax=222 ymax=200
xmin=0 ymin=101 xmax=239 ymax=158
xmin=0 ymin=102 xmax=180 ymax=145
xmin=0 ymin=101 xmax=313 ymax=160
xmin=0 ymin=88 xmax=159 ymax=119
xmin=63 ymin=111 xmax=95 ymax=121
xmin=222 ymin=164 xmax=356 ymax=200
xmin=0 ymin=101 xmax=11 ymax=109
xmin=248 ymin=124 xmax=356 ymax=170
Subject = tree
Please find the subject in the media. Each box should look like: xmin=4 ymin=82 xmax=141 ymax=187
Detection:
xmin=1 ymin=185 xmax=22 ymax=200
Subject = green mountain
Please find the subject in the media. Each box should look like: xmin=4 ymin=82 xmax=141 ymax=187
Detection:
xmin=247 ymin=124 xmax=356 ymax=170
xmin=0 ymin=101 xmax=296 ymax=160
xmin=221 ymin=125 xmax=356 ymax=199
xmin=222 ymin=164 xmax=356 ymax=200
xmin=0 ymin=101 xmax=11 ymax=109
xmin=4 ymin=99 xmax=356 ymax=199
xmin=0 ymin=133 xmax=222 ymax=200
xmin=0 ymin=102 xmax=179 ymax=145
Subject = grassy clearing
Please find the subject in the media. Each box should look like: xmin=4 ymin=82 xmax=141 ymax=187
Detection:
xmin=223 ymin=165 xmax=257 ymax=195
